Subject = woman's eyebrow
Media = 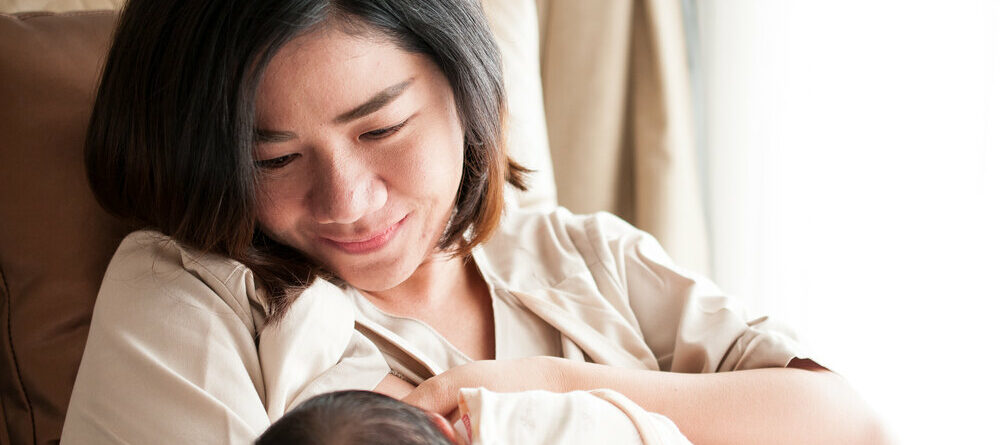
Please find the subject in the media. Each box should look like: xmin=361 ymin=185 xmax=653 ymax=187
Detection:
xmin=254 ymin=129 xmax=297 ymax=144
xmin=253 ymin=78 xmax=415 ymax=142
xmin=334 ymin=78 xmax=414 ymax=124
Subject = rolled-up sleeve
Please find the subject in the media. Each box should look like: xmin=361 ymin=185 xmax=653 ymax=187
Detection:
xmin=588 ymin=213 xmax=808 ymax=374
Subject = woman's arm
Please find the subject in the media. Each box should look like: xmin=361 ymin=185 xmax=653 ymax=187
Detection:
xmin=403 ymin=357 xmax=894 ymax=445
xmin=561 ymin=358 xmax=892 ymax=445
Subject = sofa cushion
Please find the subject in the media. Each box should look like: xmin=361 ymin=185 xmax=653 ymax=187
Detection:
xmin=0 ymin=10 xmax=129 ymax=444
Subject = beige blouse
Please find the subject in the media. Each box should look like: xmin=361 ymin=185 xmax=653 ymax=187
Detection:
xmin=62 ymin=208 xmax=806 ymax=444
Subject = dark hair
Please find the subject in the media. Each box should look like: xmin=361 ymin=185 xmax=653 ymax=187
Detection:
xmin=256 ymin=390 xmax=453 ymax=445
xmin=86 ymin=0 xmax=528 ymax=322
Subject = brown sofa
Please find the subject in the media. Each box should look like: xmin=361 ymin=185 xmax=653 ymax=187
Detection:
xmin=0 ymin=10 xmax=131 ymax=445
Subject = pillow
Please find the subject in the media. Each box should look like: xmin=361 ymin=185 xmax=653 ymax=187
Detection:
xmin=0 ymin=9 xmax=129 ymax=445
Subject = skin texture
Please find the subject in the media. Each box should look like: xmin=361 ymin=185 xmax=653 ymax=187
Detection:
xmin=254 ymin=26 xmax=892 ymax=445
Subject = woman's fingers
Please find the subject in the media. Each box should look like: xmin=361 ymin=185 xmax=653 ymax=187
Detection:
xmin=403 ymin=373 xmax=459 ymax=414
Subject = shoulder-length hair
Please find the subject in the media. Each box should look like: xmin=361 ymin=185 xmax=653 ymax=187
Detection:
xmin=86 ymin=0 xmax=528 ymax=322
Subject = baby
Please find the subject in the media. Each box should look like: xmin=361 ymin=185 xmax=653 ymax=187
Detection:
xmin=255 ymin=390 xmax=458 ymax=445
xmin=256 ymin=388 xmax=692 ymax=445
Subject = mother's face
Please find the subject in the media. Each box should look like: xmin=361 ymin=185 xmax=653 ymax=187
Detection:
xmin=253 ymin=27 xmax=465 ymax=292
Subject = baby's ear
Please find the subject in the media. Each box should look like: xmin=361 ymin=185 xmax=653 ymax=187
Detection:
xmin=426 ymin=411 xmax=460 ymax=444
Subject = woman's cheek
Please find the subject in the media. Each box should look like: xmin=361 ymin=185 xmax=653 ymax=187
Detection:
xmin=384 ymin=134 xmax=441 ymax=191
xmin=255 ymin=179 xmax=300 ymax=233
xmin=411 ymin=124 xmax=464 ymax=190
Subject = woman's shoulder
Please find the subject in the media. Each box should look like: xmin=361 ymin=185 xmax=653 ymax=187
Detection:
xmin=496 ymin=207 xmax=645 ymax=239
xmin=100 ymin=229 xmax=265 ymax=332
xmin=479 ymin=207 xmax=648 ymax=284
xmin=490 ymin=207 xmax=650 ymax=255
xmin=114 ymin=230 xmax=250 ymax=279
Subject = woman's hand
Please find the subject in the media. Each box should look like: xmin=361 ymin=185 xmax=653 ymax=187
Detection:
xmin=402 ymin=356 xmax=572 ymax=416
xmin=373 ymin=373 xmax=416 ymax=399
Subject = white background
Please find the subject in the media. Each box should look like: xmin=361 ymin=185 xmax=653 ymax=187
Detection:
xmin=697 ymin=1 xmax=1000 ymax=442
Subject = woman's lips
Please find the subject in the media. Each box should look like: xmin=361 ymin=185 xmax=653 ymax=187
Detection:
xmin=321 ymin=215 xmax=407 ymax=255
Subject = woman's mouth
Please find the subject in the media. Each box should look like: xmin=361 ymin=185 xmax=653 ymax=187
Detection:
xmin=321 ymin=215 xmax=407 ymax=255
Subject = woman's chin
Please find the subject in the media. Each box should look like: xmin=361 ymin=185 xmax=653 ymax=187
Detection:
xmin=333 ymin=260 xmax=414 ymax=293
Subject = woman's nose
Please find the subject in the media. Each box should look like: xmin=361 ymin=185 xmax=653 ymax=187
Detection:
xmin=308 ymin=149 xmax=387 ymax=225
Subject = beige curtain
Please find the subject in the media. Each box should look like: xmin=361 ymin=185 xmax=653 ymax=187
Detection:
xmin=537 ymin=0 xmax=710 ymax=274
xmin=0 ymin=0 xmax=123 ymax=11
xmin=482 ymin=0 xmax=559 ymax=211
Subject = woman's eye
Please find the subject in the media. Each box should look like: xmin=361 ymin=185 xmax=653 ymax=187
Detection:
xmin=362 ymin=120 xmax=408 ymax=140
xmin=255 ymin=153 xmax=298 ymax=170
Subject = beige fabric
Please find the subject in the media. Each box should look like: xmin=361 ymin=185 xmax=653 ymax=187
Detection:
xmin=537 ymin=0 xmax=710 ymax=274
xmin=63 ymin=209 xmax=804 ymax=443
xmin=454 ymin=388 xmax=692 ymax=445
xmin=351 ymin=208 xmax=801 ymax=382
xmin=0 ymin=0 xmax=123 ymax=12
xmin=61 ymin=233 xmax=391 ymax=444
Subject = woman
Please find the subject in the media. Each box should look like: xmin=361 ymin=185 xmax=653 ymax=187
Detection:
xmin=62 ymin=0 xmax=888 ymax=443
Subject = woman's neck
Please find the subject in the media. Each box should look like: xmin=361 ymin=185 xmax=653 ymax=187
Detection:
xmin=358 ymin=251 xmax=496 ymax=361
xmin=359 ymin=252 xmax=478 ymax=315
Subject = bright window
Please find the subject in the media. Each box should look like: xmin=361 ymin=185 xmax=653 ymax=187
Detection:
xmin=697 ymin=1 xmax=999 ymax=442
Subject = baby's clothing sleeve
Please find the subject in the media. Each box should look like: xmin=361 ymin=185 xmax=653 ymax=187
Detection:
xmin=454 ymin=387 xmax=692 ymax=445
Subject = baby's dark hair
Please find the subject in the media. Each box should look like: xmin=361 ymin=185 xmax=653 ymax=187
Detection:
xmin=256 ymin=390 xmax=453 ymax=445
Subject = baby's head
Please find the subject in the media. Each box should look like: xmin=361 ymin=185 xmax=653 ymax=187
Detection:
xmin=256 ymin=390 xmax=458 ymax=445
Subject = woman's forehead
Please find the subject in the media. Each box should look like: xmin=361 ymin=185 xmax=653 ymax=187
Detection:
xmin=255 ymin=28 xmax=433 ymax=122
